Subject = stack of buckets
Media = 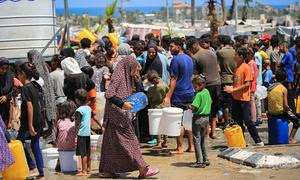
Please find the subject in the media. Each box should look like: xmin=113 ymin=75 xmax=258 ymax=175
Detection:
xmin=148 ymin=107 xmax=186 ymax=136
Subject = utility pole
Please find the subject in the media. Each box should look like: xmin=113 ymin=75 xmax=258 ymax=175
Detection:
xmin=64 ymin=0 xmax=70 ymax=47
xmin=235 ymin=0 xmax=238 ymax=31
xmin=166 ymin=0 xmax=170 ymax=27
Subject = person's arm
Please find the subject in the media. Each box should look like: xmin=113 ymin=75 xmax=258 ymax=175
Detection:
xmin=27 ymin=101 xmax=37 ymax=136
xmin=108 ymin=96 xmax=133 ymax=110
xmin=283 ymin=87 xmax=290 ymax=111
xmin=163 ymin=77 xmax=177 ymax=105
xmin=74 ymin=111 xmax=81 ymax=137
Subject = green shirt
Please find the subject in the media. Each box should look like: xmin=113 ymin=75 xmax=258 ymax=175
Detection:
xmin=147 ymin=82 xmax=169 ymax=109
xmin=192 ymin=88 xmax=212 ymax=116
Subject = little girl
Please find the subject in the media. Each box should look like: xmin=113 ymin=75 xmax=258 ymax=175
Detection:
xmin=55 ymin=100 xmax=77 ymax=151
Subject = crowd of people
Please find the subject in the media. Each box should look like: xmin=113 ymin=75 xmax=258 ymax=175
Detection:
xmin=0 ymin=30 xmax=300 ymax=178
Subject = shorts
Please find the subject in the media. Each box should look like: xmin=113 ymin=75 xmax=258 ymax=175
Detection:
xmin=206 ymin=85 xmax=221 ymax=118
xmin=76 ymin=136 xmax=91 ymax=156
xmin=221 ymin=83 xmax=233 ymax=111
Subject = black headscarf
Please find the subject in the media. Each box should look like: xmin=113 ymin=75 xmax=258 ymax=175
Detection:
xmin=0 ymin=57 xmax=13 ymax=96
xmin=142 ymin=43 xmax=162 ymax=77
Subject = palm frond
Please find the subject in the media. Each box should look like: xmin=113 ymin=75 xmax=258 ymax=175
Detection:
xmin=106 ymin=0 xmax=118 ymax=18
xmin=84 ymin=15 xmax=91 ymax=31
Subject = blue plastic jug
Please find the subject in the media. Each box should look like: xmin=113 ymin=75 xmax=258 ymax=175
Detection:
xmin=268 ymin=116 xmax=289 ymax=145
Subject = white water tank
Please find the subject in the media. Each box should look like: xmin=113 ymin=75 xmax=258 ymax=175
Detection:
xmin=0 ymin=0 xmax=57 ymax=61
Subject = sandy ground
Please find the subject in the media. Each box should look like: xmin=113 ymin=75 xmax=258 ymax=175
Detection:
xmin=44 ymin=129 xmax=300 ymax=180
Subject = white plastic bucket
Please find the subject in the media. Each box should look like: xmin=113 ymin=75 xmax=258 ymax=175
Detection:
xmin=148 ymin=109 xmax=163 ymax=135
xmin=161 ymin=107 xmax=183 ymax=136
xmin=58 ymin=151 xmax=78 ymax=172
xmin=90 ymin=135 xmax=100 ymax=160
xmin=42 ymin=148 xmax=58 ymax=171
xmin=183 ymin=110 xmax=193 ymax=131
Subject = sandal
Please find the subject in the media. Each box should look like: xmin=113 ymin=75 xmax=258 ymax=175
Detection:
xmin=138 ymin=167 xmax=160 ymax=179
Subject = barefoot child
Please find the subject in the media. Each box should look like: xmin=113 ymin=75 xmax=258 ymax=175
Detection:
xmin=74 ymin=89 xmax=92 ymax=176
xmin=147 ymin=70 xmax=169 ymax=148
xmin=188 ymin=74 xmax=211 ymax=168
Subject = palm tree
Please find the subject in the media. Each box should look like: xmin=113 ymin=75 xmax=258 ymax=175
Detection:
xmin=208 ymin=0 xmax=219 ymax=42
xmin=191 ymin=0 xmax=196 ymax=26
xmin=228 ymin=0 xmax=235 ymax=20
xmin=221 ymin=0 xmax=226 ymax=22
xmin=241 ymin=0 xmax=252 ymax=22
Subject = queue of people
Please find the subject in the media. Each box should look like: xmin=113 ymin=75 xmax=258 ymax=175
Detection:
xmin=0 ymin=31 xmax=300 ymax=178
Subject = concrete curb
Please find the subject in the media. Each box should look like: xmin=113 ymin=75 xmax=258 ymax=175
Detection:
xmin=218 ymin=148 xmax=300 ymax=168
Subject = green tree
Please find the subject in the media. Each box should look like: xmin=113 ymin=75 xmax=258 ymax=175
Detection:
xmin=208 ymin=0 xmax=219 ymax=42
xmin=242 ymin=0 xmax=252 ymax=21
xmin=221 ymin=0 xmax=226 ymax=22
xmin=228 ymin=0 xmax=235 ymax=20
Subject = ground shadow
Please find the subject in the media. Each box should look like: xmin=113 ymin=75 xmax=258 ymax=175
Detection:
xmin=171 ymin=162 xmax=193 ymax=168
xmin=211 ymin=145 xmax=228 ymax=151
xmin=142 ymin=149 xmax=174 ymax=157
xmin=89 ymin=173 xmax=157 ymax=179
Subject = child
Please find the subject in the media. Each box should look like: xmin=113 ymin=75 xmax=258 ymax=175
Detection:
xmin=75 ymin=38 xmax=92 ymax=68
xmin=188 ymin=74 xmax=211 ymax=168
xmin=147 ymin=70 xmax=169 ymax=148
xmin=263 ymin=60 xmax=273 ymax=88
xmin=91 ymin=53 xmax=110 ymax=92
xmin=224 ymin=47 xmax=264 ymax=146
xmin=268 ymin=70 xmax=300 ymax=144
xmin=55 ymin=100 xmax=77 ymax=172
xmin=55 ymin=100 xmax=77 ymax=151
xmin=16 ymin=62 xmax=45 ymax=178
xmin=81 ymin=66 xmax=104 ymax=133
xmin=74 ymin=89 xmax=92 ymax=176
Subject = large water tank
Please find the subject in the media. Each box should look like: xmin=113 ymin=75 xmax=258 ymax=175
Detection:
xmin=0 ymin=0 xmax=57 ymax=61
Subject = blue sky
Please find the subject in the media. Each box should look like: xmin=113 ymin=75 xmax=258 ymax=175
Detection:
xmin=56 ymin=0 xmax=298 ymax=8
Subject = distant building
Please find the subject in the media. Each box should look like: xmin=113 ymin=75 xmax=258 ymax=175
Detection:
xmin=173 ymin=0 xmax=191 ymax=22
xmin=287 ymin=2 xmax=300 ymax=13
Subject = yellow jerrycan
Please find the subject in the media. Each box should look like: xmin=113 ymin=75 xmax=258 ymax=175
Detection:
xmin=77 ymin=29 xmax=97 ymax=44
xmin=2 ymin=140 xmax=29 ymax=180
xmin=224 ymin=124 xmax=246 ymax=148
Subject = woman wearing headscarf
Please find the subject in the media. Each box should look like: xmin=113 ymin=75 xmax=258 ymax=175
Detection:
xmin=98 ymin=55 xmax=159 ymax=178
xmin=0 ymin=57 xmax=14 ymax=125
xmin=61 ymin=57 xmax=86 ymax=101
xmin=142 ymin=43 xmax=163 ymax=78
xmin=27 ymin=50 xmax=57 ymax=123
xmin=112 ymin=43 xmax=131 ymax=71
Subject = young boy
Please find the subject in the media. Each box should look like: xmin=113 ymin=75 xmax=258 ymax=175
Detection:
xmin=147 ymin=70 xmax=169 ymax=148
xmin=263 ymin=60 xmax=273 ymax=88
xmin=188 ymin=74 xmax=212 ymax=168
xmin=75 ymin=38 xmax=92 ymax=68
xmin=268 ymin=70 xmax=300 ymax=144
xmin=74 ymin=89 xmax=92 ymax=176
xmin=224 ymin=47 xmax=264 ymax=146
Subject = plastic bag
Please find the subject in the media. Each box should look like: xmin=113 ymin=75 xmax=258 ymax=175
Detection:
xmin=255 ymin=85 xmax=268 ymax=99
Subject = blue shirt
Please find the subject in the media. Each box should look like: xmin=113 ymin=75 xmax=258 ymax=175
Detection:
xmin=170 ymin=54 xmax=194 ymax=104
xmin=263 ymin=69 xmax=273 ymax=88
xmin=76 ymin=105 xmax=92 ymax=136
xmin=281 ymin=52 xmax=295 ymax=83
xmin=255 ymin=52 xmax=263 ymax=85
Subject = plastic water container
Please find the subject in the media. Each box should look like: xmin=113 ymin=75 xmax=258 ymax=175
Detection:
xmin=42 ymin=148 xmax=58 ymax=171
xmin=77 ymin=29 xmax=97 ymax=43
xmin=2 ymin=140 xmax=29 ymax=180
xmin=224 ymin=125 xmax=246 ymax=148
xmin=90 ymin=135 xmax=100 ymax=160
xmin=268 ymin=117 xmax=289 ymax=145
xmin=160 ymin=107 xmax=183 ymax=136
xmin=183 ymin=110 xmax=193 ymax=131
xmin=148 ymin=109 xmax=163 ymax=135
xmin=58 ymin=151 xmax=78 ymax=172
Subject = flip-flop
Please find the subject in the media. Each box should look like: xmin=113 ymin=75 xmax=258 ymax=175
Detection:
xmin=138 ymin=168 xmax=160 ymax=179
xmin=185 ymin=149 xmax=195 ymax=153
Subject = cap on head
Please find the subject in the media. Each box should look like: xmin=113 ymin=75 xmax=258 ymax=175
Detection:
xmin=260 ymin=34 xmax=271 ymax=41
